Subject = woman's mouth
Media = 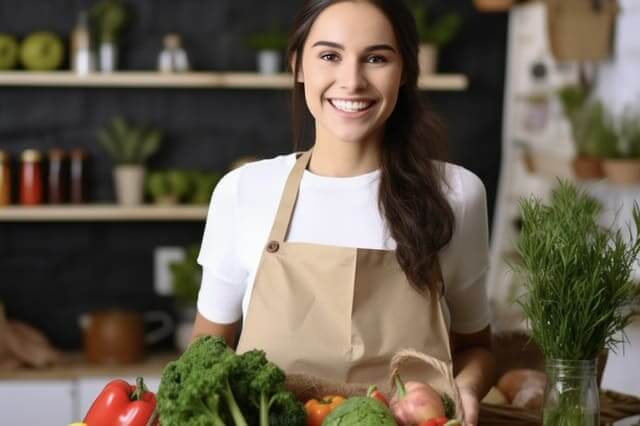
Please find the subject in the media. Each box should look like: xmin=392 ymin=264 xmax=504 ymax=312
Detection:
xmin=328 ymin=98 xmax=376 ymax=115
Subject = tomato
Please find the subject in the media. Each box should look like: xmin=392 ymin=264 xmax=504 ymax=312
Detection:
xmin=304 ymin=395 xmax=346 ymax=426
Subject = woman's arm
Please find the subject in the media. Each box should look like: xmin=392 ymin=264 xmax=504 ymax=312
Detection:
xmin=191 ymin=312 xmax=241 ymax=349
xmin=451 ymin=325 xmax=496 ymax=398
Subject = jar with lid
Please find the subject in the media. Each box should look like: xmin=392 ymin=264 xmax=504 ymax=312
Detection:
xmin=0 ymin=150 xmax=10 ymax=206
xmin=20 ymin=149 xmax=44 ymax=205
xmin=70 ymin=148 xmax=88 ymax=204
xmin=48 ymin=148 xmax=68 ymax=204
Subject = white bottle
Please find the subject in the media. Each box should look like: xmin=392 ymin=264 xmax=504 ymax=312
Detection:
xmin=158 ymin=34 xmax=190 ymax=73
xmin=71 ymin=11 xmax=95 ymax=75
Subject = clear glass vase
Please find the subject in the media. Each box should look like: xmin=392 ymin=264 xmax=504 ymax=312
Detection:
xmin=543 ymin=359 xmax=600 ymax=426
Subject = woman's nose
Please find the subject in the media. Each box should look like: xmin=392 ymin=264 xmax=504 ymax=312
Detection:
xmin=338 ymin=59 xmax=368 ymax=91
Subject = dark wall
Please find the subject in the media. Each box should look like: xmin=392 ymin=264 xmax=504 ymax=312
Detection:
xmin=0 ymin=0 xmax=507 ymax=349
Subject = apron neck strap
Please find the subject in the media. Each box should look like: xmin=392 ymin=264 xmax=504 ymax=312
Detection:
xmin=269 ymin=148 xmax=313 ymax=242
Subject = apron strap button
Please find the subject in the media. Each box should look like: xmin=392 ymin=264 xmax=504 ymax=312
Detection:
xmin=266 ymin=241 xmax=280 ymax=253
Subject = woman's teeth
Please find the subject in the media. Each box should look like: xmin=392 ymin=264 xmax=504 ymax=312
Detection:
xmin=330 ymin=99 xmax=374 ymax=112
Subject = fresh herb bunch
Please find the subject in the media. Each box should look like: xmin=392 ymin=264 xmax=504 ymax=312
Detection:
xmin=514 ymin=181 xmax=640 ymax=360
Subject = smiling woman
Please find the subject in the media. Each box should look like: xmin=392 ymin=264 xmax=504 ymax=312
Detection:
xmin=192 ymin=1 xmax=496 ymax=425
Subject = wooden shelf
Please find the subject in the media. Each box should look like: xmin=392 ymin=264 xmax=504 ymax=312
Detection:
xmin=0 ymin=71 xmax=468 ymax=91
xmin=0 ymin=205 xmax=208 ymax=222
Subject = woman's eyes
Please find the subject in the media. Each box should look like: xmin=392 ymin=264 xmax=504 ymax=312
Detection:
xmin=319 ymin=53 xmax=388 ymax=64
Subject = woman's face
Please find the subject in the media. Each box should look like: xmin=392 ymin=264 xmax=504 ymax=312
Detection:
xmin=299 ymin=1 xmax=404 ymax=145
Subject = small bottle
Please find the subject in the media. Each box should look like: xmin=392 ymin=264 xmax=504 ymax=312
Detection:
xmin=158 ymin=34 xmax=190 ymax=73
xmin=47 ymin=148 xmax=68 ymax=204
xmin=71 ymin=11 xmax=95 ymax=75
xmin=0 ymin=150 xmax=11 ymax=206
xmin=20 ymin=149 xmax=44 ymax=205
xmin=70 ymin=148 xmax=88 ymax=204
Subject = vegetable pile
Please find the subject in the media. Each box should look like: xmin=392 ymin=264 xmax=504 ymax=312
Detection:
xmin=157 ymin=336 xmax=306 ymax=426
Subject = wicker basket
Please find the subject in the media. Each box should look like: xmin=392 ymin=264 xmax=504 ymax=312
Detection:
xmin=479 ymin=390 xmax=640 ymax=425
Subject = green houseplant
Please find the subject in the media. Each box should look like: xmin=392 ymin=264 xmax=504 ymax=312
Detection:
xmin=169 ymin=244 xmax=201 ymax=351
xmin=602 ymin=107 xmax=640 ymax=184
xmin=245 ymin=29 xmax=288 ymax=75
xmin=410 ymin=1 xmax=461 ymax=74
xmin=513 ymin=181 xmax=640 ymax=425
xmin=97 ymin=116 xmax=163 ymax=205
xmin=145 ymin=169 xmax=221 ymax=205
xmin=90 ymin=0 xmax=127 ymax=72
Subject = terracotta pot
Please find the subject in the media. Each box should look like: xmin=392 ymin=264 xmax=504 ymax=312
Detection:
xmin=79 ymin=310 xmax=173 ymax=364
xmin=113 ymin=165 xmax=145 ymax=205
xmin=418 ymin=44 xmax=438 ymax=75
xmin=602 ymin=159 xmax=640 ymax=185
xmin=572 ymin=156 xmax=604 ymax=180
xmin=473 ymin=0 xmax=513 ymax=12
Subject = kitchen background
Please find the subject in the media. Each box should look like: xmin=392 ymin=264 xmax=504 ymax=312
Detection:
xmin=0 ymin=0 xmax=506 ymax=350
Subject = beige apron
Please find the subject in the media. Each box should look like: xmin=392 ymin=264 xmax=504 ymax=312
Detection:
xmin=236 ymin=148 xmax=457 ymax=396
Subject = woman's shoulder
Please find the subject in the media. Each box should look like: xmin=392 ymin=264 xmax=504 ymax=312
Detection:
xmin=438 ymin=161 xmax=487 ymax=208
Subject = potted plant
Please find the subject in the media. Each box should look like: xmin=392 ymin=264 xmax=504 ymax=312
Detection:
xmin=557 ymin=86 xmax=604 ymax=179
xmin=513 ymin=181 xmax=640 ymax=425
xmin=245 ymin=29 xmax=288 ymax=75
xmin=411 ymin=2 xmax=461 ymax=75
xmin=602 ymin=107 xmax=640 ymax=184
xmin=97 ymin=116 xmax=163 ymax=205
xmin=90 ymin=0 xmax=127 ymax=72
xmin=169 ymin=244 xmax=201 ymax=351
xmin=146 ymin=169 xmax=192 ymax=205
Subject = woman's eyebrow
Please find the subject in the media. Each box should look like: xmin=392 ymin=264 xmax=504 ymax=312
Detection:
xmin=311 ymin=40 xmax=397 ymax=53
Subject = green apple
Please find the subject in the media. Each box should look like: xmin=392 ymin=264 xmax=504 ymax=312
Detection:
xmin=20 ymin=31 xmax=64 ymax=71
xmin=0 ymin=33 xmax=19 ymax=70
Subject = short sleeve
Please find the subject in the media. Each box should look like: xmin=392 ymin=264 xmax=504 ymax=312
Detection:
xmin=441 ymin=168 xmax=491 ymax=334
xmin=196 ymin=168 xmax=247 ymax=324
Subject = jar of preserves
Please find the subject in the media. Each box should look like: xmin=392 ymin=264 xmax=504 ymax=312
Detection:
xmin=48 ymin=148 xmax=68 ymax=204
xmin=20 ymin=149 xmax=43 ymax=205
xmin=70 ymin=148 xmax=88 ymax=204
xmin=0 ymin=150 xmax=10 ymax=206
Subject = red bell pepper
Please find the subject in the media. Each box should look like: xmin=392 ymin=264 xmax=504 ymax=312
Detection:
xmin=419 ymin=416 xmax=449 ymax=426
xmin=83 ymin=377 xmax=158 ymax=426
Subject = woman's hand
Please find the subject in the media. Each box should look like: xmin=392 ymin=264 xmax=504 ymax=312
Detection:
xmin=458 ymin=386 xmax=480 ymax=426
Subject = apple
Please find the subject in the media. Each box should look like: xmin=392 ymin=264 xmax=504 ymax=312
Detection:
xmin=0 ymin=33 xmax=19 ymax=70
xmin=20 ymin=31 xmax=65 ymax=71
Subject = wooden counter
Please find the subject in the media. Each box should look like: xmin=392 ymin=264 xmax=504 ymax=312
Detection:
xmin=0 ymin=352 xmax=179 ymax=380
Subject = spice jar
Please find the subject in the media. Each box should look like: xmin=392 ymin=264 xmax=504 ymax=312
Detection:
xmin=48 ymin=148 xmax=68 ymax=204
xmin=20 ymin=149 xmax=43 ymax=205
xmin=0 ymin=150 xmax=10 ymax=206
xmin=70 ymin=148 xmax=88 ymax=204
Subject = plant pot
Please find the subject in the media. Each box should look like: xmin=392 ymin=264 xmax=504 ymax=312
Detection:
xmin=256 ymin=49 xmax=281 ymax=75
xmin=113 ymin=165 xmax=145 ymax=205
xmin=418 ymin=44 xmax=438 ymax=75
xmin=572 ymin=156 xmax=604 ymax=180
xmin=602 ymin=159 xmax=640 ymax=185
xmin=473 ymin=0 xmax=513 ymax=12
xmin=546 ymin=0 xmax=618 ymax=61
xmin=543 ymin=358 xmax=600 ymax=425
xmin=99 ymin=42 xmax=117 ymax=73
xmin=154 ymin=195 xmax=179 ymax=205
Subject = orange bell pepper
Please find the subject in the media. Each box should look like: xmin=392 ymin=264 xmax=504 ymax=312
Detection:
xmin=304 ymin=395 xmax=346 ymax=426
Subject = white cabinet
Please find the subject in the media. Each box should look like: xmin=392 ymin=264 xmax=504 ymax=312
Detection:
xmin=0 ymin=380 xmax=75 ymax=425
xmin=77 ymin=376 xmax=161 ymax=419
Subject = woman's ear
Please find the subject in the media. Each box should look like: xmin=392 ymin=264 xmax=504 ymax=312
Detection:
xmin=290 ymin=52 xmax=304 ymax=83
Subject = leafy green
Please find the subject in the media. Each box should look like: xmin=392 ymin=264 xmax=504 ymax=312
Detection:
xmin=157 ymin=336 xmax=305 ymax=426
xmin=513 ymin=181 xmax=640 ymax=360
xmin=96 ymin=116 xmax=162 ymax=165
xmin=322 ymin=396 xmax=396 ymax=426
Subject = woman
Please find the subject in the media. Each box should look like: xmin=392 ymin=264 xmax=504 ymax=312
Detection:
xmin=192 ymin=1 xmax=496 ymax=424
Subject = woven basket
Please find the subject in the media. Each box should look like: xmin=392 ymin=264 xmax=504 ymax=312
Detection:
xmin=478 ymin=390 xmax=640 ymax=425
xmin=284 ymin=348 xmax=465 ymax=422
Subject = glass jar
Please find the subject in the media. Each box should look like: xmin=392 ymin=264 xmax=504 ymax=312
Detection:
xmin=70 ymin=148 xmax=88 ymax=204
xmin=543 ymin=358 xmax=599 ymax=426
xmin=0 ymin=150 xmax=10 ymax=206
xmin=48 ymin=148 xmax=68 ymax=204
xmin=20 ymin=149 xmax=43 ymax=205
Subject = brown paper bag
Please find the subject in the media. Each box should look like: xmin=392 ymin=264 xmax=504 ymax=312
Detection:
xmin=546 ymin=0 xmax=619 ymax=61
xmin=285 ymin=348 xmax=465 ymax=422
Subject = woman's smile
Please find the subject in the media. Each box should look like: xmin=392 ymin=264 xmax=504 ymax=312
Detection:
xmin=327 ymin=97 xmax=378 ymax=117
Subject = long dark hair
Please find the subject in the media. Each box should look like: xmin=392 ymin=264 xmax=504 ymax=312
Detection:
xmin=287 ymin=0 xmax=455 ymax=294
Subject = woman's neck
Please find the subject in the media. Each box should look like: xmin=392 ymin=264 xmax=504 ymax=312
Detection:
xmin=308 ymin=131 xmax=382 ymax=177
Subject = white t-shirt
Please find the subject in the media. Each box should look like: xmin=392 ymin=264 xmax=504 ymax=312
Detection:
xmin=197 ymin=153 xmax=491 ymax=334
